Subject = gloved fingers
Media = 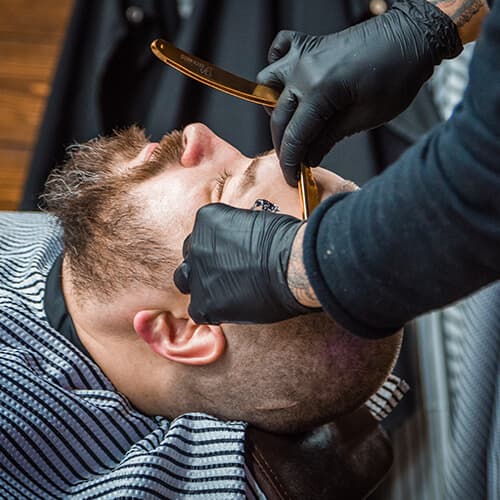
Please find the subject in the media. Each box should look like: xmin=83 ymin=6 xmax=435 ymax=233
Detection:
xmin=182 ymin=233 xmax=192 ymax=258
xmin=262 ymin=105 xmax=273 ymax=117
xmin=174 ymin=233 xmax=193 ymax=293
xmin=278 ymin=99 xmax=331 ymax=180
xmin=266 ymin=30 xmax=296 ymax=63
xmin=174 ymin=260 xmax=191 ymax=294
xmin=303 ymin=132 xmax=335 ymax=167
xmin=256 ymin=54 xmax=295 ymax=90
xmin=269 ymin=88 xmax=300 ymax=185
xmin=197 ymin=202 xmax=238 ymax=224
xmin=188 ymin=302 xmax=214 ymax=325
xmin=271 ymin=88 xmax=298 ymax=151
xmin=302 ymin=112 xmax=350 ymax=166
xmin=309 ymin=109 xmax=369 ymax=159
xmin=257 ymin=31 xmax=306 ymax=88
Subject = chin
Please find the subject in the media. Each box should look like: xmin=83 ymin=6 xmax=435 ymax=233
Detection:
xmin=314 ymin=166 xmax=359 ymax=203
xmin=242 ymin=403 xmax=343 ymax=435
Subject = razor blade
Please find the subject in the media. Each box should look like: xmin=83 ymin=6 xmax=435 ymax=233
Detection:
xmin=151 ymin=38 xmax=319 ymax=219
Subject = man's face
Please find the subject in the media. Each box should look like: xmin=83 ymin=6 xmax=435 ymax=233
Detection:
xmin=122 ymin=123 xmax=400 ymax=431
xmin=130 ymin=123 xmax=356 ymax=281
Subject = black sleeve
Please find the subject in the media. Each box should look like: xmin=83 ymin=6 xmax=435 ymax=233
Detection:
xmin=303 ymin=0 xmax=500 ymax=338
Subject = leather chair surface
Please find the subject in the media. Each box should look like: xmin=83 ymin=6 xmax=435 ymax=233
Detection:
xmin=246 ymin=406 xmax=393 ymax=499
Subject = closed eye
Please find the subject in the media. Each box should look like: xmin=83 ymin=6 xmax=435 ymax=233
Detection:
xmin=215 ymin=169 xmax=230 ymax=200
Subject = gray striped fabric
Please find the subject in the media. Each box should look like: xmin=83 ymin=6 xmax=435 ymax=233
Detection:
xmin=430 ymin=42 xmax=475 ymax=120
xmin=425 ymin=39 xmax=500 ymax=500
xmin=372 ymin=41 xmax=500 ymax=500
xmin=444 ymin=285 xmax=500 ymax=500
xmin=0 ymin=212 xmax=248 ymax=499
xmin=0 ymin=211 xmax=406 ymax=498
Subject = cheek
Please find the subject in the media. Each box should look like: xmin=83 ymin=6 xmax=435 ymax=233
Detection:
xmin=274 ymin=190 xmax=302 ymax=218
xmin=162 ymin=175 xmax=208 ymax=234
xmin=314 ymin=169 xmax=358 ymax=201
xmin=226 ymin=169 xmax=303 ymax=218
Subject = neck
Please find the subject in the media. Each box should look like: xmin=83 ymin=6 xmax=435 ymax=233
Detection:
xmin=61 ymin=257 xmax=178 ymax=416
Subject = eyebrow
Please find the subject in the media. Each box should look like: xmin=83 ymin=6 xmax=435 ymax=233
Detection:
xmin=238 ymin=158 xmax=258 ymax=192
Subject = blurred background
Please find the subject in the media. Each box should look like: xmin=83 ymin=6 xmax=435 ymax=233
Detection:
xmin=3 ymin=3 xmax=491 ymax=499
xmin=3 ymin=0 xmax=414 ymax=213
xmin=0 ymin=3 xmax=419 ymax=497
xmin=0 ymin=0 xmax=72 ymax=209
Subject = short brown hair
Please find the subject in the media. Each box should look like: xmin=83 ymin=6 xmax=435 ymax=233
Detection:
xmin=42 ymin=126 xmax=183 ymax=300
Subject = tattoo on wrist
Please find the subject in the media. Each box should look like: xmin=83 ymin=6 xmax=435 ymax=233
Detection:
xmin=429 ymin=0 xmax=485 ymax=27
xmin=288 ymin=258 xmax=319 ymax=307
xmin=287 ymin=225 xmax=320 ymax=308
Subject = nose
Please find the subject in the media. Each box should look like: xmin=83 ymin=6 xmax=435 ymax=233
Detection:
xmin=180 ymin=123 xmax=241 ymax=168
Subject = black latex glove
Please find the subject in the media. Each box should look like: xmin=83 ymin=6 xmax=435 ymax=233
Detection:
xmin=257 ymin=0 xmax=462 ymax=185
xmin=174 ymin=203 xmax=317 ymax=324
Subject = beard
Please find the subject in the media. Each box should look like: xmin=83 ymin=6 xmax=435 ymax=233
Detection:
xmin=149 ymin=129 xmax=184 ymax=168
xmin=118 ymin=127 xmax=184 ymax=184
xmin=42 ymin=125 xmax=185 ymax=300
xmin=103 ymin=125 xmax=185 ymax=180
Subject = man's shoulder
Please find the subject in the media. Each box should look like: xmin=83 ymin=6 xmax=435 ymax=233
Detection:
xmin=0 ymin=211 xmax=62 ymax=257
xmin=0 ymin=211 xmax=62 ymax=301
xmin=0 ymin=301 xmax=115 ymax=410
xmin=0 ymin=210 xmax=60 ymax=238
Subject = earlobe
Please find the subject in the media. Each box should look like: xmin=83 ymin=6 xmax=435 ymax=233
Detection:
xmin=133 ymin=310 xmax=226 ymax=366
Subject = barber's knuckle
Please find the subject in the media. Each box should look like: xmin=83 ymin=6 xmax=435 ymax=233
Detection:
xmin=290 ymin=31 xmax=307 ymax=45
xmin=302 ymin=95 xmax=331 ymax=123
xmin=268 ymin=69 xmax=283 ymax=84
xmin=278 ymin=29 xmax=293 ymax=40
xmin=342 ymin=180 xmax=360 ymax=192
xmin=276 ymin=87 xmax=296 ymax=106
xmin=201 ymin=203 xmax=216 ymax=218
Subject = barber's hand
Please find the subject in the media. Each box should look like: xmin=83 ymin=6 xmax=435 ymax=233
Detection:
xmin=174 ymin=203 xmax=318 ymax=324
xmin=257 ymin=0 xmax=462 ymax=185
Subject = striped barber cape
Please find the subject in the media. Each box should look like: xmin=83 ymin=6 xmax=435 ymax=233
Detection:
xmin=0 ymin=212 xmax=407 ymax=499
xmin=0 ymin=212 xmax=251 ymax=499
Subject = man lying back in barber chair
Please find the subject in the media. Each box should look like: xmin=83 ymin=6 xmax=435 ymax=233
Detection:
xmin=0 ymin=123 xmax=407 ymax=499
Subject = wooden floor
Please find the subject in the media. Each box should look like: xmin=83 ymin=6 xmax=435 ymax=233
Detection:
xmin=0 ymin=0 xmax=72 ymax=210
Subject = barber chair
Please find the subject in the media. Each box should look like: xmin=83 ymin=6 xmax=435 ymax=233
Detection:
xmin=246 ymin=406 xmax=392 ymax=499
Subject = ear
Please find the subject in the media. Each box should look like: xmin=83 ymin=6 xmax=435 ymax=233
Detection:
xmin=133 ymin=310 xmax=226 ymax=366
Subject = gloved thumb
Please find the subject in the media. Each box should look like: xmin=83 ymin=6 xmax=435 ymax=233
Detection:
xmin=174 ymin=260 xmax=191 ymax=294
xmin=304 ymin=108 xmax=376 ymax=165
xmin=257 ymin=31 xmax=305 ymax=89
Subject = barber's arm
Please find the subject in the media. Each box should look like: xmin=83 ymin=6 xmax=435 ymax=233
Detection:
xmin=435 ymin=0 xmax=490 ymax=42
xmin=174 ymin=0 xmax=499 ymax=336
xmin=300 ymin=0 xmax=500 ymax=338
xmin=257 ymin=0 xmax=488 ymax=185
